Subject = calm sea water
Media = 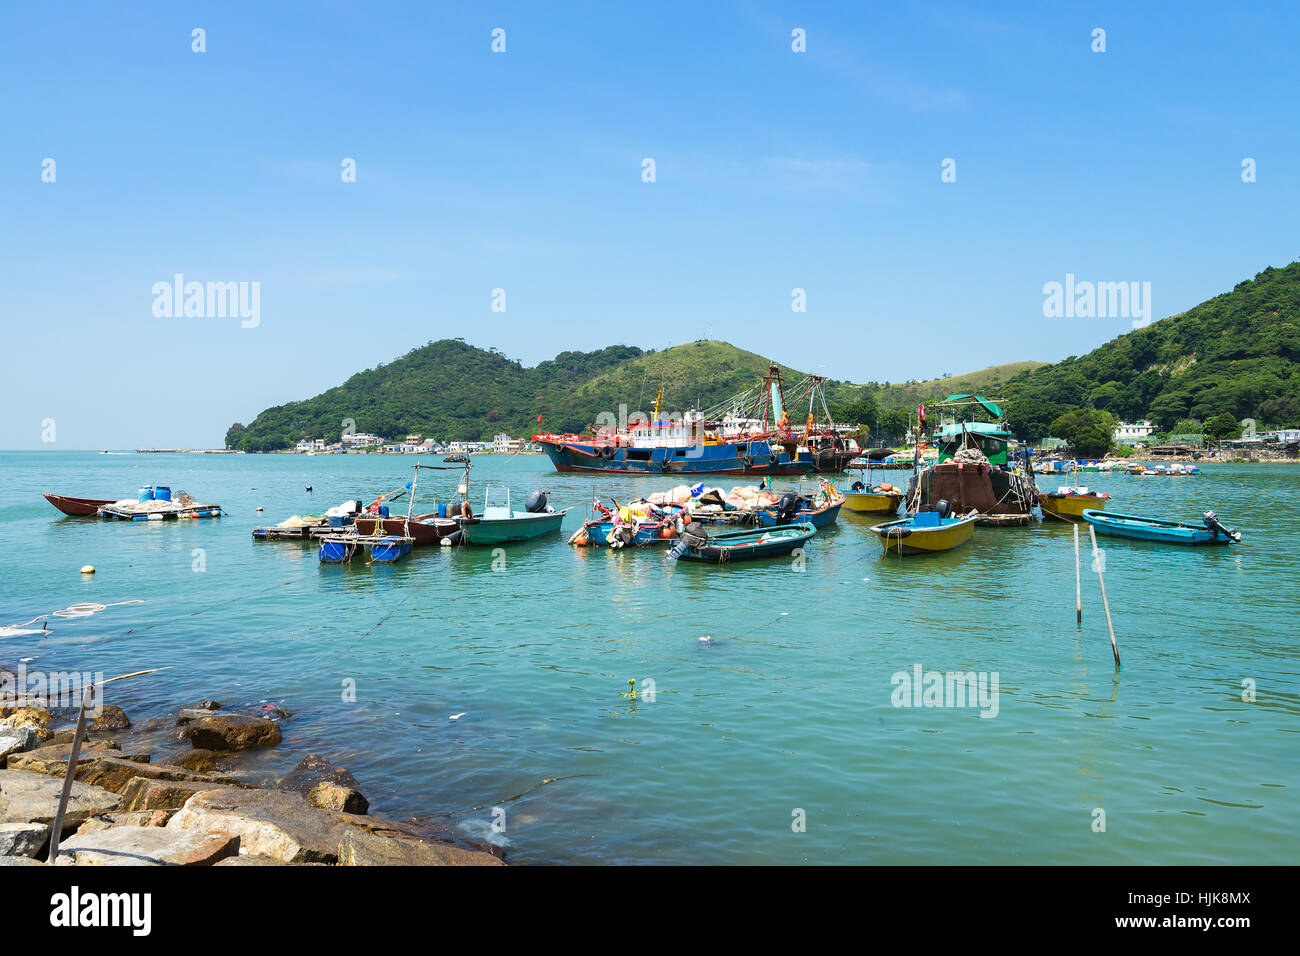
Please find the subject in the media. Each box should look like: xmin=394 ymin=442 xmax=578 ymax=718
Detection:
xmin=2 ymin=451 xmax=1296 ymax=864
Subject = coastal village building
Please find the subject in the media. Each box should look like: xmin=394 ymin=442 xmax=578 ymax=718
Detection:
xmin=295 ymin=438 xmax=327 ymax=452
xmin=1113 ymin=420 xmax=1156 ymax=443
xmin=341 ymin=432 xmax=384 ymax=450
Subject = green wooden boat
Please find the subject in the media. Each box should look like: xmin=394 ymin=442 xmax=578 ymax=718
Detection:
xmin=670 ymin=522 xmax=816 ymax=563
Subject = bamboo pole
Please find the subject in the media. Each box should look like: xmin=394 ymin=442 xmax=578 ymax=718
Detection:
xmin=1087 ymin=525 xmax=1121 ymax=668
xmin=1074 ymin=524 xmax=1082 ymax=624
xmin=46 ymin=669 xmax=159 ymax=863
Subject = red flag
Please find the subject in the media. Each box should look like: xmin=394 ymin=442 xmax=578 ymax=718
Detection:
xmin=537 ymin=414 xmax=542 ymax=424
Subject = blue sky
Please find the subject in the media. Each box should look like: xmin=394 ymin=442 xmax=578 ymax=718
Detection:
xmin=3 ymin=1 xmax=1298 ymax=448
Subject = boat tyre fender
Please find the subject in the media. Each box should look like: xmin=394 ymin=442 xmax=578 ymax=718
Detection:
xmin=599 ymin=445 xmax=616 ymax=461
xmin=741 ymin=455 xmax=754 ymax=469
xmin=851 ymin=481 xmax=865 ymax=492
xmin=768 ymin=453 xmax=779 ymax=466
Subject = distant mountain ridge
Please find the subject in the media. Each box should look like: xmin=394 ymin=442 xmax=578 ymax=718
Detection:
xmin=226 ymin=261 xmax=1300 ymax=450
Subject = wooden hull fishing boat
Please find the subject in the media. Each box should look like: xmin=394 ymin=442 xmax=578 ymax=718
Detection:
xmin=671 ymin=522 xmax=816 ymax=564
xmin=98 ymin=503 xmax=222 ymax=520
xmin=840 ymin=489 xmax=903 ymax=515
xmin=1082 ymin=510 xmax=1240 ymax=545
xmin=755 ymin=497 xmax=843 ymax=528
xmin=354 ymin=512 xmax=460 ymax=545
xmin=1038 ymin=490 xmax=1110 ymax=522
xmin=43 ymin=493 xmax=116 ymax=516
xmin=871 ymin=510 xmax=978 ymax=555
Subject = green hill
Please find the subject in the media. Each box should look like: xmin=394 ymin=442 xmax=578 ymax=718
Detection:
xmin=998 ymin=261 xmax=1300 ymax=442
xmin=226 ymin=261 xmax=1300 ymax=451
xmin=227 ymin=340 xmax=862 ymax=451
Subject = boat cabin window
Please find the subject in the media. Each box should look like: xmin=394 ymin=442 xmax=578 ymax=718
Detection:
xmin=627 ymin=449 xmax=652 ymax=461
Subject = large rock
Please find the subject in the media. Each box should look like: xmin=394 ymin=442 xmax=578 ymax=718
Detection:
xmin=167 ymin=786 xmax=440 ymax=865
xmin=0 ymin=727 xmax=41 ymax=765
xmin=0 ymin=855 xmax=43 ymax=866
xmin=120 ymin=777 xmax=224 ymax=812
xmin=279 ymin=755 xmax=369 ymax=815
xmin=167 ymin=787 xmax=350 ymax=863
xmin=181 ymin=715 xmax=281 ymax=751
xmin=89 ymin=705 xmax=130 ymax=732
xmin=76 ymin=811 xmax=171 ymax=835
xmin=160 ymin=748 xmax=229 ymax=773
xmin=75 ymin=756 xmax=239 ymax=795
xmin=0 ymin=706 xmax=52 ymax=742
xmin=307 ymin=781 xmax=369 ymax=815
xmin=0 ymin=769 xmax=120 ymax=827
xmin=337 ymin=829 xmax=504 ymax=867
xmin=5 ymin=741 xmax=135 ymax=776
xmin=54 ymin=826 xmax=239 ymax=866
xmin=0 ymin=821 xmax=49 ymax=858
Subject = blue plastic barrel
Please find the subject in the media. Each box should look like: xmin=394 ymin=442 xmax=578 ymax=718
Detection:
xmin=154 ymin=486 xmax=172 ymax=502
xmin=378 ymin=505 xmax=390 ymax=517
xmin=137 ymin=486 xmax=154 ymax=502
xmin=437 ymin=503 xmax=447 ymax=517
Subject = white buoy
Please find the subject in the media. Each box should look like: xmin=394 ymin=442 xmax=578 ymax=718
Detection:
xmin=80 ymin=565 xmax=95 ymax=575
xmin=256 ymin=507 xmax=264 ymax=512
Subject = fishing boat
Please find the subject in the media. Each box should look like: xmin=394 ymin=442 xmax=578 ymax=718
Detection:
xmin=841 ymin=455 xmax=906 ymax=514
xmin=1038 ymin=487 xmax=1111 ymax=521
xmin=909 ymin=395 xmax=1039 ymax=526
xmin=669 ymin=522 xmax=817 ymax=564
xmin=754 ymin=488 xmax=844 ymax=528
xmin=351 ymin=462 xmax=471 ymax=546
xmin=43 ymin=493 xmax=116 ymax=517
xmin=570 ymin=498 xmax=685 ymax=547
xmin=1082 ymin=510 xmax=1240 ymax=545
xmin=457 ymin=488 xmax=568 ymax=545
xmin=534 ymin=366 xmax=855 ymax=476
xmin=871 ymin=507 xmax=978 ymax=555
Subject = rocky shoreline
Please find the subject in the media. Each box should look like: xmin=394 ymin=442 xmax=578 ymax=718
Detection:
xmin=0 ymin=692 xmax=505 ymax=867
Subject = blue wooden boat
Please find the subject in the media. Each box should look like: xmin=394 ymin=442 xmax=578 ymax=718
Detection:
xmin=755 ymin=496 xmax=843 ymax=529
xmin=671 ymin=522 xmax=816 ymax=564
xmin=1082 ymin=509 xmax=1240 ymax=545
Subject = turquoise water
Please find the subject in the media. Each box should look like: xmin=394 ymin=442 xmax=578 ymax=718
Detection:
xmin=2 ymin=452 xmax=1297 ymax=864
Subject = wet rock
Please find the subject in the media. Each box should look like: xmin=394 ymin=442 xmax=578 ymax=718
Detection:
xmin=167 ymin=786 xmax=347 ymax=863
xmin=54 ymin=826 xmax=239 ymax=866
xmin=278 ymin=754 xmax=368 ymax=814
xmin=75 ymin=756 xmax=238 ymax=795
xmin=160 ymin=748 xmax=229 ymax=773
xmin=307 ymin=781 xmax=369 ymax=815
xmin=214 ymin=854 xmax=303 ymax=866
xmin=197 ymin=700 xmax=222 ymax=711
xmin=89 ymin=705 xmax=130 ymax=732
xmin=0 ymin=821 xmax=49 ymax=858
xmin=0 ymin=769 xmax=120 ymax=827
xmin=337 ymin=829 xmax=504 ymax=867
xmin=181 ymin=715 xmax=281 ymax=751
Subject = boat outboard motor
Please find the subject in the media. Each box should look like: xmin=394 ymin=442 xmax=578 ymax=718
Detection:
xmin=524 ymin=490 xmax=548 ymax=513
xmin=776 ymin=492 xmax=801 ymax=521
xmin=1202 ymin=511 xmax=1241 ymax=542
xmin=934 ymin=499 xmax=952 ymax=519
xmin=667 ymin=524 xmax=709 ymax=561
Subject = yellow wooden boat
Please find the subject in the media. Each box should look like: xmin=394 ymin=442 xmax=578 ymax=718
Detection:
xmin=1038 ymin=490 xmax=1110 ymax=522
xmin=872 ymin=509 xmax=978 ymax=555
xmin=841 ymin=489 xmax=904 ymax=515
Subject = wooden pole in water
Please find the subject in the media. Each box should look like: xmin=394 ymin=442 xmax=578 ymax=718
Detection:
xmin=1074 ymin=524 xmax=1082 ymax=624
xmin=1087 ymin=525 xmax=1121 ymax=668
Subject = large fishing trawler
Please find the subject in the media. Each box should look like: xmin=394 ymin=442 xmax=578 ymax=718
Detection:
xmin=533 ymin=365 xmax=859 ymax=476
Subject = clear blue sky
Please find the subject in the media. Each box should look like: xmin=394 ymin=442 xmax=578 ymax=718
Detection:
xmin=3 ymin=1 xmax=1297 ymax=448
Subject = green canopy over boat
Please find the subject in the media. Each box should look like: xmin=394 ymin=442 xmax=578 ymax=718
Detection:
xmin=938 ymin=394 xmax=1004 ymax=419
